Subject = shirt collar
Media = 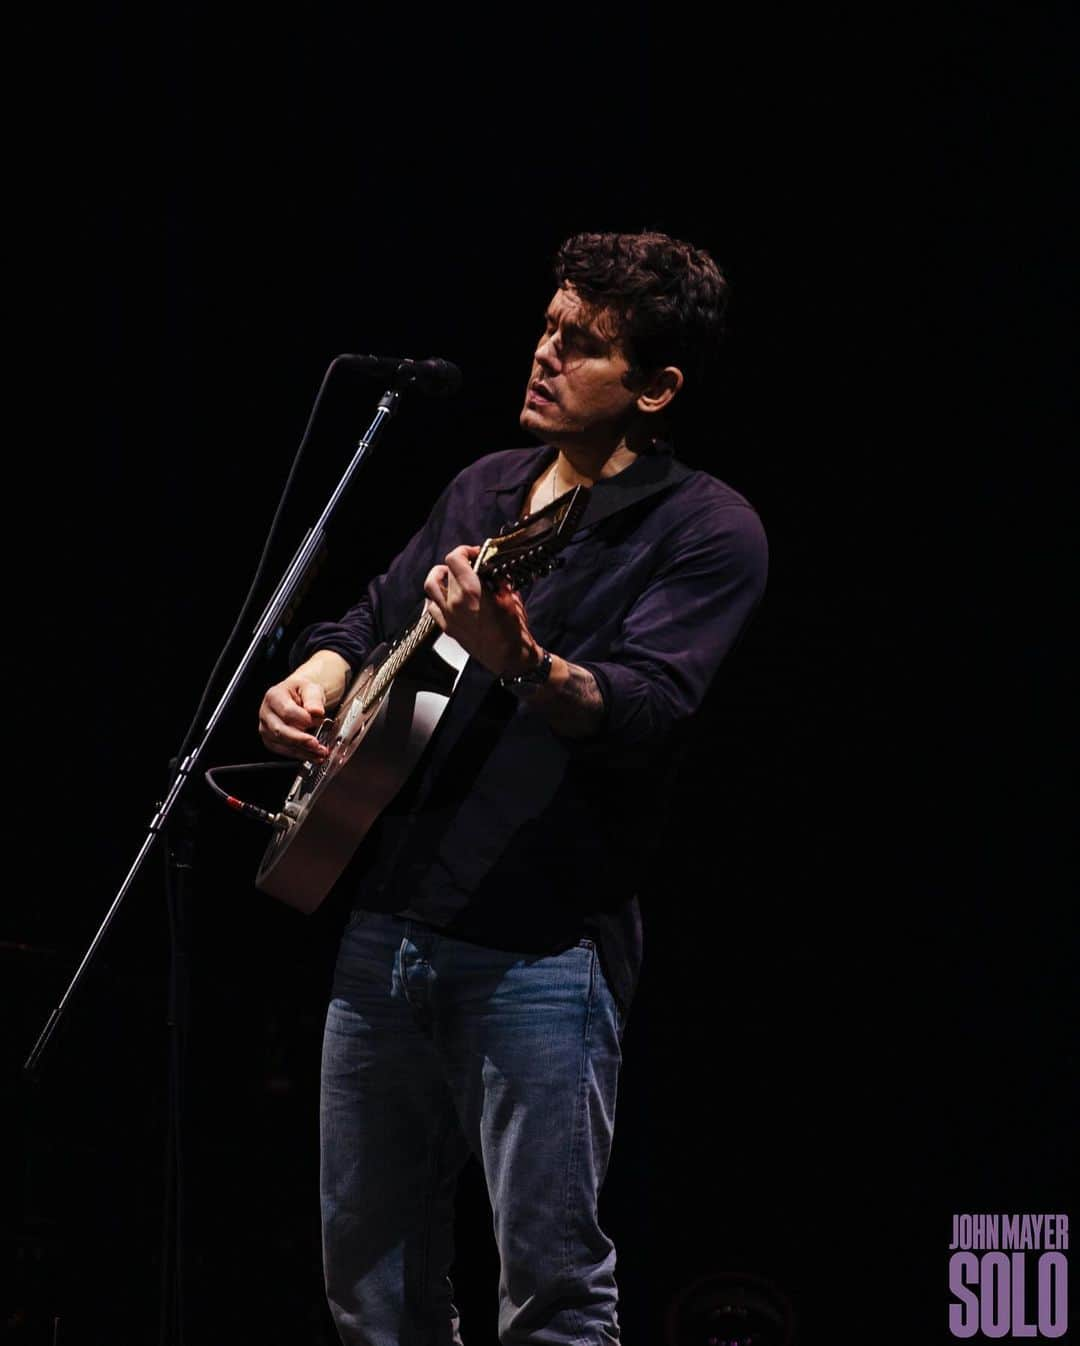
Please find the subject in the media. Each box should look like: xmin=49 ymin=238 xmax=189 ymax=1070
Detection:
xmin=487 ymin=441 xmax=691 ymax=530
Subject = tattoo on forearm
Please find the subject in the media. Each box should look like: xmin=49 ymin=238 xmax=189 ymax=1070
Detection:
xmin=544 ymin=662 xmax=605 ymax=737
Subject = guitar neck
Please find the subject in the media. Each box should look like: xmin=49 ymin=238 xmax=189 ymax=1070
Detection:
xmin=361 ymin=608 xmax=440 ymax=711
xmin=362 ymin=540 xmax=499 ymax=711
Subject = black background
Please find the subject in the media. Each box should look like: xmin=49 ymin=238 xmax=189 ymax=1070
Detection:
xmin=6 ymin=4 xmax=1075 ymax=1344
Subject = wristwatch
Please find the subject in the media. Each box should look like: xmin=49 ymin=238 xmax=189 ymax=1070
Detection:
xmin=500 ymin=648 xmax=552 ymax=696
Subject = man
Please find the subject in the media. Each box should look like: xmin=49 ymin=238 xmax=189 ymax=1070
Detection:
xmin=258 ymin=232 xmax=768 ymax=1345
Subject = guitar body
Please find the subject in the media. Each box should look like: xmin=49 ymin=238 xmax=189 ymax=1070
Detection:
xmin=255 ymin=632 xmax=468 ymax=911
xmin=255 ymin=482 xmax=589 ymax=913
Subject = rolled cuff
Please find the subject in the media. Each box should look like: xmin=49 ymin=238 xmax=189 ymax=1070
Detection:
xmin=288 ymin=622 xmax=372 ymax=676
xmin=572 ymin=658 xmax=681 ymax=751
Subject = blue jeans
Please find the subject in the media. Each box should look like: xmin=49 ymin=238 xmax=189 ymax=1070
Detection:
xmin=320 ymin=910 xmax=625 ymax=1346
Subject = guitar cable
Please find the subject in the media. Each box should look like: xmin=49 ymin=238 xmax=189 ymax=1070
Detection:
xmin=204 ymin=762 xmax=296 ymax=829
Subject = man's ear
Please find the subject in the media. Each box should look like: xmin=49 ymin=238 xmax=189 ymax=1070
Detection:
xmin=635 ymin=366 xmax=684 ymax=415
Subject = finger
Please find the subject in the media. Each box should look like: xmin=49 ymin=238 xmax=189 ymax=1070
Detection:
xmin=425 ymin=598 xmax=448 ymax=631
xmin=260 ymin=710 xmax=329 ymax=760
xmin=423 ymin=564 xmax=450 ymax=611
xmin=283 ymin=735 xmax=328 ymax=761
xmin=297 ymin=681 xmax=326 ymax=718
xmin=286 ymin=732 xmax=329 ymax=761
xmin=491 ymin=584 xmax=526 ymax=618
xmin=444 ymin=549 xmax=483 ymax=611
xmin=270 ymin=690 xmax=322 ymax=731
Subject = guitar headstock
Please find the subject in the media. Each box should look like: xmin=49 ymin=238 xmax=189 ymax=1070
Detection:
xmin=476 ymin=484 xmax=590 ymax=588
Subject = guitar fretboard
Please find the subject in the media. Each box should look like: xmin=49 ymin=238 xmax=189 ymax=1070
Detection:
xmin=359 ymin=609 xmax=439 ymax=713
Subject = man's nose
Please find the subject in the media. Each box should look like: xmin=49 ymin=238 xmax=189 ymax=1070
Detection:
xmin=534 ymin=332 xmax=561 ymax=372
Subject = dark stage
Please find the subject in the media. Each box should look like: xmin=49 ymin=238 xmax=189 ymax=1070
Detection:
xmin=6 ymin=5 xmax=1074 ymax=1344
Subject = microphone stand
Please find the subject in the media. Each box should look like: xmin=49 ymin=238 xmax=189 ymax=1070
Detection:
xmin=23 ymin=359 xmax=419 ymax=1344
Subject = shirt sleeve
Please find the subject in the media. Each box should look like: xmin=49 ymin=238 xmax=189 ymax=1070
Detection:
xmin=572 ymin=501 xmax=768 ymax=750
xmin=287 ymin=476 xmax=459 ymax=673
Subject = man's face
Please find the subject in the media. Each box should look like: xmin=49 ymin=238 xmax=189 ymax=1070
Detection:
xmin=520 ymin=284 xmax=641 ymax=450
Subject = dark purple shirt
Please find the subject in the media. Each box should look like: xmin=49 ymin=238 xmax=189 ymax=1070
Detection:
xmin=290 ymin=442 xmax=768 ymax=1012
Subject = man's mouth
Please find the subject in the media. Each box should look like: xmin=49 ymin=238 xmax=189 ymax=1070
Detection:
xmin=529 ymin=382 xmax=557 ymax=403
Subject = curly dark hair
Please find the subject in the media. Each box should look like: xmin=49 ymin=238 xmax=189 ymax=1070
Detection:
xmin=553 ymin=231 xmax=729 ymax=422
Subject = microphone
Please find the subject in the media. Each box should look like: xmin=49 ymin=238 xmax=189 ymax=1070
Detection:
xmin=338 ymin=354 xmax=462 ymax=396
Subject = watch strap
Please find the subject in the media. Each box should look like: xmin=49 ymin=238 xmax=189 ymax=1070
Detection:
xmin=500 ymin=647 xmax=552 ymax=694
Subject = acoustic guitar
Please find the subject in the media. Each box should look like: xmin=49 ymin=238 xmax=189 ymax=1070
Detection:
xmin=255 ymin=484 xmax=589 ymax=911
